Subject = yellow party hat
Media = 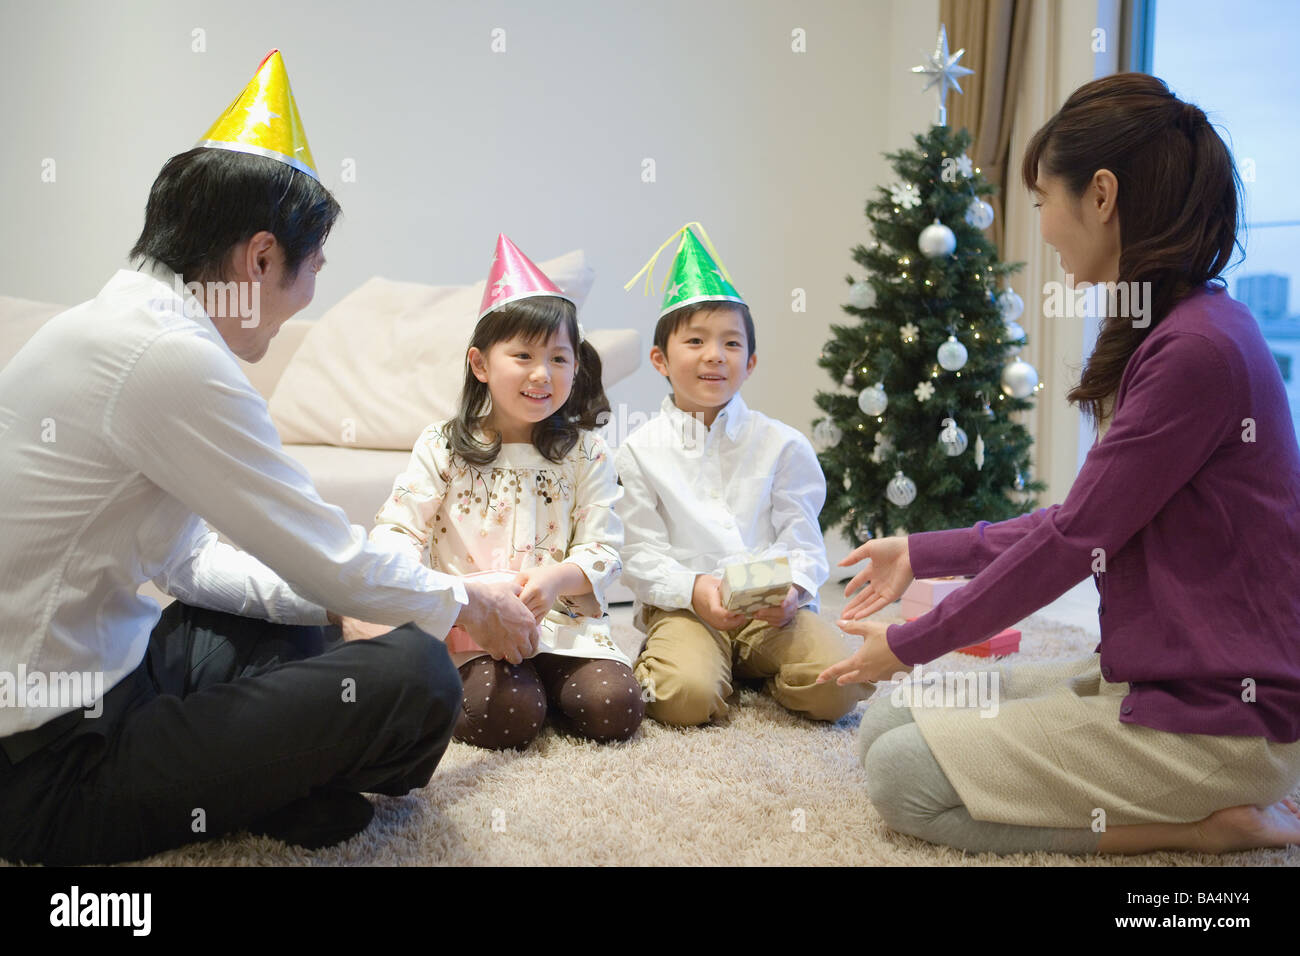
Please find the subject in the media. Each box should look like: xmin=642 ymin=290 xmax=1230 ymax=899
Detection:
xmin=196 ymin=49 xmax=319 ymax=179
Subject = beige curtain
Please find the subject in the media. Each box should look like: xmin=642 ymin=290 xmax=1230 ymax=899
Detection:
xmin=939 ymin=0 xmax=1033 ymax=256
xmin=938 ymin=0 xmax=1109 ymax=506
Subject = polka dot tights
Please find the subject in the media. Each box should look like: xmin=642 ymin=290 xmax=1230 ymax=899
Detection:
xmin=454 ymin=654 xmax=644 ymax=750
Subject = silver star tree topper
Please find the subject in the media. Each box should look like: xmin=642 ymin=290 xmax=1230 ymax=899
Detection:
xmin=911 ymin=24 xmax=975 ymax=127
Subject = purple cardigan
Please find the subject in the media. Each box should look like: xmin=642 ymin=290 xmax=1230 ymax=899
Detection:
xmin=886 ymin=285 xmax=1300 ymax=743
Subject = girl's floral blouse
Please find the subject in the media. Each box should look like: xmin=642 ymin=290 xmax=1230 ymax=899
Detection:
xmin=369 ymin=421 xmax=628 ymax=664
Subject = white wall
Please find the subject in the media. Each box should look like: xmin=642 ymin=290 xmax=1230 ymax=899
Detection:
xmin=0 ymin=0 xmax=946 ymax=438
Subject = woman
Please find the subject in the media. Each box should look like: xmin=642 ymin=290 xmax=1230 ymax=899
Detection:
xmin=820 ymin=72 xmax=1300 ymax=856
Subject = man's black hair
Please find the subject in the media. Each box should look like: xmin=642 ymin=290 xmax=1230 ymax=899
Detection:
xmin=129 ymin=147 xmax=341 ymax=285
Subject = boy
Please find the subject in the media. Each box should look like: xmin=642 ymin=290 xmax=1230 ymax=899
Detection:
xmin=616 ymin=224 xmax=868 ymax=726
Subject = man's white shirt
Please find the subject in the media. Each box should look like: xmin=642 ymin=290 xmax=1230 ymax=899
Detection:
xmin=0 ymin=261 xmax=465 ymax=735
xmin=614 ymin=393 xmax=829 ymax=627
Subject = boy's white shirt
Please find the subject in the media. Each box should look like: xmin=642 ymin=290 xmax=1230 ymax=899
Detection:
xmin=614 ymin=393 xmax=829 ymax=630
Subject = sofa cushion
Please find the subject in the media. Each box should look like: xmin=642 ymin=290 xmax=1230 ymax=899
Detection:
xmin=267 ymin=250 xmax=597 ymax=450
xmin=284 ymin=443 xmax=413 ymax=530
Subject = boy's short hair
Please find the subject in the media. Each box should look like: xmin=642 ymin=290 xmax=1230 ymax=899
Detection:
xmin=652 ymin=301 xmax=756 ymax=358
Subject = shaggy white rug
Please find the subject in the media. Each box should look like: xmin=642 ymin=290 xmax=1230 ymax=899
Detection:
xmin=92 ymin=592 xmax=1299 ymax=868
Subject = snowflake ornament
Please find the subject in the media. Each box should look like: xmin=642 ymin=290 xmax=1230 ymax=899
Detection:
xmin=890 ymin=183 xmax=922 ymax=209
xmin=956 ymin=153 xmax=974 ymax=178
xmin=914 ymin=380 xmax=936 ymax=402
xmin=899 ymin=322 xmax=919 ymax=343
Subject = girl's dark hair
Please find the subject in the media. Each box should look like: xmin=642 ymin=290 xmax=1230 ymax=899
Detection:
xmin=447 ymin=295 xmax=610 ymax=465
xmin=1021 ymin=72 xmax=1243 ymax=427
xmin=129 ymin=147 xmax=342 ymax=286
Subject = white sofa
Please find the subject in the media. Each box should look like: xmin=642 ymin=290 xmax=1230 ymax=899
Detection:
xmin=0 ymin=291 xmax=642 ymax=606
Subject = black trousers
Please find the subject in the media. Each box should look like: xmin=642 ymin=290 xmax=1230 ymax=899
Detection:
xmin=0 ymin=602 xmax=462 ymax=865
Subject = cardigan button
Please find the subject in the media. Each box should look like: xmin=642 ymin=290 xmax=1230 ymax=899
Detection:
xmin=1121 ymin=705 xmax=1133 ymax=715
xmin=1102 ymin=666 xmax=1112 ymax=679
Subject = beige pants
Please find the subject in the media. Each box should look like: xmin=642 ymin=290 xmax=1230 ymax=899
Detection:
xmin=912 ymin=654 xmax=1300 ymax=828
xmin=633 ymin=606 xmax=870 ymax=726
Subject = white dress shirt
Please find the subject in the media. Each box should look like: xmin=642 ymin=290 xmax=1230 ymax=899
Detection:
xmin=614 ymin=393 xmax=829 ymax=628
xmin=0 ymin=261 xmax=465 ymax=735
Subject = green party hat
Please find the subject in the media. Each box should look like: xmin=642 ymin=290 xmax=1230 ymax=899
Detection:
xmin=625 ymin=222 xmax=746 ymax=319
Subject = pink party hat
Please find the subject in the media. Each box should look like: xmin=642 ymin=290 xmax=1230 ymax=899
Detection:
xmin=477 ymin=234 xmax=575 ymax=321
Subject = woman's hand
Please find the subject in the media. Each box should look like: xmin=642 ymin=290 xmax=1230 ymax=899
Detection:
xmin=816 ymin=618 xmax=908 ymax=685
xmin=839 ymin=535 xmax=914 ymax=620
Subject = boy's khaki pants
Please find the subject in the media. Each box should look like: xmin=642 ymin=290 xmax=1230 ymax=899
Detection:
xmin=633 ymin=606 xmax=870 ymax=726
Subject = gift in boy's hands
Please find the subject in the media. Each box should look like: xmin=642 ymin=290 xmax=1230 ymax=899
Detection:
xmin=719 ymin=556 xmax=794 ymax=615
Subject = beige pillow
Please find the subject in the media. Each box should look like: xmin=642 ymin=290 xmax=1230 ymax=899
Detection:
xmin=268 ymin=250 xmax=595 ymax=449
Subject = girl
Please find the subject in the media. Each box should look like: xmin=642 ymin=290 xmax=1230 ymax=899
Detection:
xmin=821 ymin=73 xmax=1300 ymax=855
xmin=365 ymin=235 xmax=643 ymax=750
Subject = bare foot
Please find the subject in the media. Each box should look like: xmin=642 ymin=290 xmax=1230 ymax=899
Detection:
xmin=1193 ymin=798 xmax=1300 ymax=853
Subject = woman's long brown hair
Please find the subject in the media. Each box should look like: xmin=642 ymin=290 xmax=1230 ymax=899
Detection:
xmin=1021 ymin=73 xmax=1244 ymax=428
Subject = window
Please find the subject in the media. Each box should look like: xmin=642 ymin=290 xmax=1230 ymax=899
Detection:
xmin=1150 ymin=0 xmax=1300 ymax=445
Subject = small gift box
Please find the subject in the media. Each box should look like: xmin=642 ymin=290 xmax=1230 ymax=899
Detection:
xmin=719 ymin=557 xmax=793 ymax=615
xmin=444 ymin=569 xmax=520 ymax=654
xmin=899 ymin=576 xmax=970 ymax=619
xmin=904 ymin=617 xmax=1021 ymax=657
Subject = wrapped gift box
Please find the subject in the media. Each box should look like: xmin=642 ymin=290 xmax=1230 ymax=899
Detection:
xmin=904 ymin=616 xmax=1021 ymax=657
xmin=719 ymin=557 xmax=793 ymax=615
xmin=444 ymin=569 xmax=520 ymax=654
xmin=899 ymin=576 xmax=971 ymax=618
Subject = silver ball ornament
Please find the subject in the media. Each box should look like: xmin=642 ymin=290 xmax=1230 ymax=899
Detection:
xmin=1003 ymin=320 xmax=1026 ymax=345
xmin=1001 ymin=358 xmax=1039 ymax=398
xmin=938 ymin=421 xmax=968 ymax=457
xmin=812 ymin=419 xmax=843 ymax=453
xmin=886 ymin=471 xmax=918 ymax=507
xmin=848 ymin=280 xmax=876 ymax=309
xmin=998 ymin=288 xmax=1025 ymax=322
xmin=964 ymin=198 xmax=995 ymax=230
xmin=936 ymin=335 xmax=968 ymax=371
xmin=857 ymin=382 xmax=889 ymax=416
xmin=918 ymin=219 xmax=957 ymax=258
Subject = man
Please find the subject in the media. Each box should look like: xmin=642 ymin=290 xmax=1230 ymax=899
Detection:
xmin=0 ymin=51 xmax=538 ymax=864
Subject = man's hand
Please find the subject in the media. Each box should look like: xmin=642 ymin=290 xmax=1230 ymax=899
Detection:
xmin=456 ymin=578 xmax=540 ymax=666
xmin=691 ymin=574 xmax=747 ymax=631
xmin=338 ymin=615 xmax=394 ymax=642
xmin=816 ymin=618 xmax=906 ymax=685
xmin=514 ymin=564 xmax=569 ymax=624
xmin=751 ymin=584 xmax=800 ymax=629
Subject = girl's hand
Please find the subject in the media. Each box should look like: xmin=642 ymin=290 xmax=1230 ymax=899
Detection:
xmin=817 ymin=618 xmax=908 ymax=685
xmin=751 ymin=585 xmax=800 ymax=629
xmin=839 ymin=535 xmax=914 ymax=620
xmin=691 ymin=574 xmax=748 ymax=631
xmin=515 ymin=565 xmax=567 ymax=624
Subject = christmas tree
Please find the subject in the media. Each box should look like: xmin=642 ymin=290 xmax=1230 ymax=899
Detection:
xmin=813 ymin=27 xmax=1045 ymax=544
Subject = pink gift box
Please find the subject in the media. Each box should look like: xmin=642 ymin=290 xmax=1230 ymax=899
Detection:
xmin=899 ymin=576 xmax=970 ymax=618
xmin=904 ymin=617 xmax=1021 ymax=657
xmin=444 ymin=569 xmax=519 ymax=654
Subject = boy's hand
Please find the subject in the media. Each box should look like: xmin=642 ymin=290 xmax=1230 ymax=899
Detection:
xmin=515 ymin=565 xmax=566 ymax=624
xmin=751 ymin=584 xmax=800 ymax=629
xmin=692 ymin=574 xmax=747 ymax=631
